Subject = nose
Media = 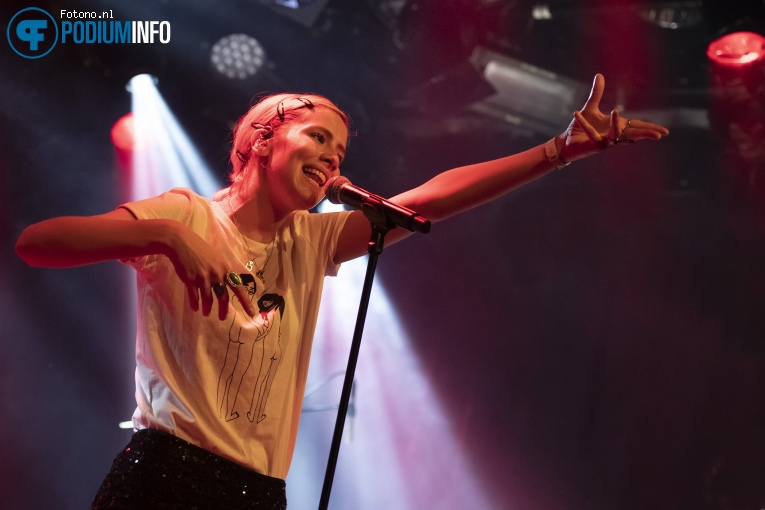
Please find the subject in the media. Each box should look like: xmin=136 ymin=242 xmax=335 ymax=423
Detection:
xmin=321 ymin=152 xmax=341 ymax=173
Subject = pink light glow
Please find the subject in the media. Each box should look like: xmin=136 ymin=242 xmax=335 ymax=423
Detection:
xmin=110 ymin=113 xmax=137 ymax=151
xmin=707 ymin=32 xmax=765 ymax=67
xmin=287 ymin=253 xmax=497 ymax=509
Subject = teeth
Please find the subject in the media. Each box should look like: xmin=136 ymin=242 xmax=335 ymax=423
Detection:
xmin=303 ymin=167 xmax=326 ymax=185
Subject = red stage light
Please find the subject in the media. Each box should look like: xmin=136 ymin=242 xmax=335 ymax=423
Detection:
xmin=707 ymin=31 xmax=765 ymax=67
xmin=110 ymin=113 xmax=137 ymax=151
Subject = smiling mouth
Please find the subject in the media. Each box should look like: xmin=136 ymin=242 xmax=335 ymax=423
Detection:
xmin=303 ymin=166 xmax=326 ymax=186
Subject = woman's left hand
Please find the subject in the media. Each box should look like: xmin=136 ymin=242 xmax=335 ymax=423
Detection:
xmin=558 ymin=74 xmax=670 ymax=164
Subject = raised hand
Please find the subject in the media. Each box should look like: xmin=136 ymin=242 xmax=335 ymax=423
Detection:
xmin=559 ymin=74 xmax=669 ymax=163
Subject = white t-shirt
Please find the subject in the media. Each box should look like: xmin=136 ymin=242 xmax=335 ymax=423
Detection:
xmin=120 ymin=188 xmax=351 ymax=479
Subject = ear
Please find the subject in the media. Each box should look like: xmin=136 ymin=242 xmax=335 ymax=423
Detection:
xmin=251 ymin=128 xmax=271 ymax=157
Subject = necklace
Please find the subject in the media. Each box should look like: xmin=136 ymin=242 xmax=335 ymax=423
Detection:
xmin=226 ymin=195 xmax=276 ymax=284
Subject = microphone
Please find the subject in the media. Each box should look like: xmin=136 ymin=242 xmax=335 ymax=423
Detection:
xmin=324 ymin=176 xmax=431 ymax=234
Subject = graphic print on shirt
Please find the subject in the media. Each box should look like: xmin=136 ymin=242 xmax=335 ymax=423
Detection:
xmin=216 ymin=273 xmax=285 ymax=424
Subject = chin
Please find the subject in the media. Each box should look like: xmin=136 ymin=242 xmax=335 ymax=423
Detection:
xmin=308 ymin=198 xmax=324 ymax=211
xmin=306 ymin=189 xmax=325 ymax=208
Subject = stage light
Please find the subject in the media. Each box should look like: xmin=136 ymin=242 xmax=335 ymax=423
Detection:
xmin=707 ymin=31 xmax=765 ymax=67
xmin=119 ymin=73 xmax=220 ymax=202
xmin=111 ymin=113 xmax=137 ymax=152
xmin=114 ymin=73 xmax=224 ymax=431
xmin=704 ymin=0 xmax=765 ymax=64
xmin=253 ymin=0 xmax=330 ymax=27
xmin=706 ymin=31 xmax=765 ymax=166
xmin=125 ymin=72 xmax=158 ymax=92
xmin=531 ymin=4 xmax=552 ymax=21
xmin=274 ymin=0 xmax=317 ymax=8
xmin=468 ymin=47 xmax=589 ymax=137
xmin=639 ymin=4 xmax=703 ymax=29
xmin=210 ymin=34 xmax=266 ymax=80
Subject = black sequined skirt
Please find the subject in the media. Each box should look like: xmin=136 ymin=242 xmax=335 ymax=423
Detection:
xmin=92 ymin=428 xmax=287 ymax=509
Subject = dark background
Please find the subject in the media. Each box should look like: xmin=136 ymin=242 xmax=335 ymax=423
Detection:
xmin=2 ymin=0 xmax=765 ymax=508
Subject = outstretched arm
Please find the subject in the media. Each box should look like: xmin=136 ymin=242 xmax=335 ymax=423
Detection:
xmin=333 ymin=74 xmax=669 ymax=263
xmin=17 ymin=208 xmax=180 ymax=268
xmin=16 ymin=208 xmax=256 ymax=319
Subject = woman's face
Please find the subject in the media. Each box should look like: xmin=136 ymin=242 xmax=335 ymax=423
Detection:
xmin=262 ymin=107 xmax=348 ymax=214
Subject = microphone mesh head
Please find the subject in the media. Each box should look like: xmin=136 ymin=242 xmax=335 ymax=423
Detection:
xmin=324 ymin=176 xmax=350 ymax=204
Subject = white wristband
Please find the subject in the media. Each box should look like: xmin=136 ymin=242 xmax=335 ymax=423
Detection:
xmin=544 ymin=138 xmax=569 ymax=170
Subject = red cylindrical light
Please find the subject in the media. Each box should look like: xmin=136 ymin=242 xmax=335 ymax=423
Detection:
xmin=707 ymin=31 xmax=765 ymax=67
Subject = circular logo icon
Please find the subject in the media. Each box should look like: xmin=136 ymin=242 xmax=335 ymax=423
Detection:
xmin=7 ymin=7 xmax=58 ymax=59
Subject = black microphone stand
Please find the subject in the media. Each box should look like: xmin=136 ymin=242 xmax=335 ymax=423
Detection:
xmin=318 ymin=199 xmax=428 ymax=510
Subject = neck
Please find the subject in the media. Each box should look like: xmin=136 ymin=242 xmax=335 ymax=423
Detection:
xmin=224 ymin=185 xmax=286 ymax=241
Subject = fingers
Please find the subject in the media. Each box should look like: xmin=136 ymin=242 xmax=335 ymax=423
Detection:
xmin=231 ymin=284 xmax=257 ymax=318
xmin=169 ymin=231 xmax=256 ymax=321
xmin=574 ymin=110 xmax=604 ymax=144
xmin=623 ymin=127 xmax=662 ymax=140
xmin=609 ymin=109 xmax=621 ymax=142
xmin=614 ymin=117 xmax=669 ymax=143
xmin=187 ymin=284 xmax=199 ymax=312
xmin=215 ymin=283 xmax=230 ymax=321
xmin=212 ymin=278 xmax=257 ymax=322
xmin=582 ymin=74 xmax=605 ymax=112
xmin=184 ymin=271 xmax=256 ymax=321
xmin=199 ymin=277 xmax=215 ymax=317
xmin=188 ymin=279 xmax=228 ymax=319
xmin=576 ymin=109 xmax=668 ymax=146
xmin=574 ymin=110 xmax=621 ymax=149
xmin=621 ymin=119 xmax=670 ymax=140
xmin=183 ymin=270 xmax=234 ymax=320
xmin=577 ymin=73 xmax=670 ymax=140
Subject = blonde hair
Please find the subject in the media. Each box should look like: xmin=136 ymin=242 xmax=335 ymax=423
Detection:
xmin=222 ymin=93 xmax=349 ymax=197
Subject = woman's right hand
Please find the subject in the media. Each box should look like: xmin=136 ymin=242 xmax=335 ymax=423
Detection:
xmin=165 ymin=224 xmax=256 ymax=321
